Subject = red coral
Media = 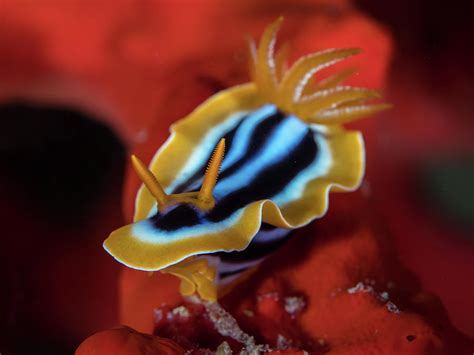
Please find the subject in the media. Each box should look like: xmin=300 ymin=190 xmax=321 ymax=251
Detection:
xmin=109 ymin=192 xmax=473 ymax=353
xmin=76 ymin=327 xmax=185 ymax=355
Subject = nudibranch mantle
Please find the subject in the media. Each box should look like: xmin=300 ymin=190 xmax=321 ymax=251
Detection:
xmin=104 ymin=18 xmax=388 ymax=302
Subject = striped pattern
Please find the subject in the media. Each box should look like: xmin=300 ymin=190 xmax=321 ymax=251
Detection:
xmin=137 ymin=104 xmax=331 ymax=282
xmin=215 ymin=224 xmax=291 ymax=283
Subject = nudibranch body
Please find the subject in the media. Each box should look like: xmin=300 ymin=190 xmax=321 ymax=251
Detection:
xmin=104 ymin=19 xmax=389 ymax=301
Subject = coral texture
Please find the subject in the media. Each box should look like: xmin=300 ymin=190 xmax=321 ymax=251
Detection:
xmin=99 ymin=191 xmax=472 ymax=353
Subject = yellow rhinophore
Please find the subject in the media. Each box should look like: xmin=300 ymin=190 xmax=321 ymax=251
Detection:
xmin=131 ymin=138 xmax=225 ymax=213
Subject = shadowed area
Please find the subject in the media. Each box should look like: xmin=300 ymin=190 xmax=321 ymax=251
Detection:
xmin=0 ymin=104 xmax=125 ymax=225
xmin=0 ymin=104 xmax=125 ymax=354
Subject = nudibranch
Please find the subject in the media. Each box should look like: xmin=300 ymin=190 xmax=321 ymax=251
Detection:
xmin=104 ymin=18 xmax=389 ymax=302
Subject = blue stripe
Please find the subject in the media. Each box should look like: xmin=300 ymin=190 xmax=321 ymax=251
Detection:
xmin=214 ymin=115 xmax=308 ymax=198
xmin=271 ymin=131 xmax=331 ymax=205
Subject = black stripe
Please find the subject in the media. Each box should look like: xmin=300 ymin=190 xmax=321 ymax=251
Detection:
xmin=216 ymin=228 xmax=293 ymax=262
xmin=170 ymin=114 xmax=245 ymax=194
xmin=150 ymin=204 xmax=202 ymax=230
xmin=207 ymin=128 xmax=317 ymax=221
xmin=216 ymin=111 xmax=285 ymax=181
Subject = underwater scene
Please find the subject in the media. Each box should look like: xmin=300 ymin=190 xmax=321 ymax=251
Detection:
xmin=1 ymin=1 xmax=473 ymax=354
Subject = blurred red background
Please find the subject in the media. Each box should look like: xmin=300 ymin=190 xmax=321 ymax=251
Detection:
xmin=0 ymin=1 xmax=472 ymax=353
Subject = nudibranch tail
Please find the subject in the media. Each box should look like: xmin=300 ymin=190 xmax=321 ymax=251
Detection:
xmin=163 ymin=257 xmax=218 ymax=302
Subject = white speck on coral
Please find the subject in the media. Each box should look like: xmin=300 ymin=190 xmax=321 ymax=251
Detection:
xmin=276 ymin=334 xmax=292 ymax=350
xmin=347 ymin=281 xmax=374 ymax=294
xmin=186 ymin=295 xmax=202 ymax=304
xmin=216 ymin=341 xmax=233 ymax=354
xmin=386 ymin=301 xmax=400 ymax=314
xmin=348 ymin=282 xmax=400 ymax=314
xmin=203 ymin=301 xmax=271 ymax=354
xmin=171 ymin=305 xmax=190 ymax=318
xmin=284 ymin=296 xmax=306 ymax=316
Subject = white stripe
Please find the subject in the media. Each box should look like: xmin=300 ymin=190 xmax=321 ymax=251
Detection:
xmin=133 ymin=208 xmax=244 ymax=244
xmin=272 ymin=131 xmax=331 ymax=205
xmin=251 ymin=228 xmax=290 ymax=243
xmin=214 ymin=115 xmax=308 ymax=197
xmin=218 ymin=258 xmax=263 ymax=274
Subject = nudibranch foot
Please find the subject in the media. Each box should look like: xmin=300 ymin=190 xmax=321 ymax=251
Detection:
xmin=163 ymin=257 xmax=217 ymax=302
xmin=103 ymin=18 xmax=389 ymax=302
